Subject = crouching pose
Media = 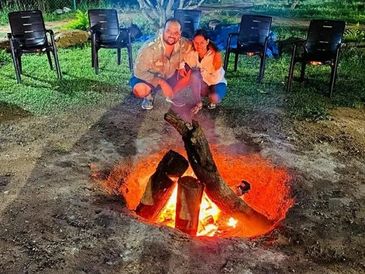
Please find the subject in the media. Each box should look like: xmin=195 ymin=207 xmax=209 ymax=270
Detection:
xmin=185 ymin=29 xmax=227 ymax=114
xmin=130 ymin=18 xmax=192 ymax=110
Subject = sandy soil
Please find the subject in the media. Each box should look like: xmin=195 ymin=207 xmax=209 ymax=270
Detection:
xmin=0 ymin=91 xmax=364 ymax=273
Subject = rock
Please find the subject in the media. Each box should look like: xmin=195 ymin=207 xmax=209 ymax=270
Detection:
xmin=63 ymin=7 xmax=72 ymax=13
xmin=54 ymin=9 xmax=63 ymax=15
xmin=54 ymin=30 xmax=89 ymax=48
xmin=0 ymin=38 xmax=9 ymax=50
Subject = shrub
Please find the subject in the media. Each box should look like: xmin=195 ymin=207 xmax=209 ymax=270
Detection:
xmin=65 ymin=10 xmax=89 ymax=31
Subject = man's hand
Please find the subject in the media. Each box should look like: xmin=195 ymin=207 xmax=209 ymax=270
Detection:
xmin=178 ymin=67 xmax=189 ymax=78
xmin=158 ymin=78 xmax=174 ymax=98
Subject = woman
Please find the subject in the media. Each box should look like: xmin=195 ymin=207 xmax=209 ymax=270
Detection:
xmin=185 ymin=29 xmax=227 ymax=114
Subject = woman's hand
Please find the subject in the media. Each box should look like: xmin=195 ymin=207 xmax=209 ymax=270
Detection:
xmin=213 ymin=52 xmax=223 ymax=70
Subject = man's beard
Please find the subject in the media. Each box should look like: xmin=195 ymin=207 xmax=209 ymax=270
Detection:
xmin=163 ymin=37 xmax=178 ymax=45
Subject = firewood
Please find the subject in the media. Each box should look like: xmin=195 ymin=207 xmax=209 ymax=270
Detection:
xmin=175 ymin=176 xmax=204 ymax=236
xmin=164 ymin=111 xmax=274 ymax=233
xmin=135 ymin=150 xmax=189 ymax=220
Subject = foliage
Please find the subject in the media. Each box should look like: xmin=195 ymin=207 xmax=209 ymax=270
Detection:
xmin=65 ymin=10 xmax=89 ymax=31
xmin=344 ymin=23 xmax=365 ymax=43
xmin=252 ymin=0 xmax=365 ymax=24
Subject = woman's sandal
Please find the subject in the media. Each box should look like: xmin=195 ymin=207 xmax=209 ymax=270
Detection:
xmin=191 ymin=102 xmax=203 ymax=115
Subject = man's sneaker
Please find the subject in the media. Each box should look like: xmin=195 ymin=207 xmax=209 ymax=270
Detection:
xmin=141 ymin=98 xmax=153 ymax=110
xmin=207 ymin=102 xmax=217 ymax=110
xmin=166 ymin=97 xmax=185 ymax=107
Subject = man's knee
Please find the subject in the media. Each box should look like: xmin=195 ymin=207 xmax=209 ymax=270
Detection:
xmin=133 ymin=83 xmax=152 ymax=98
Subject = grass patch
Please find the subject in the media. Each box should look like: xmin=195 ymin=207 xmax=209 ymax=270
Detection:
xmin=221 ymin=46 xmax=365 ymax=121
xmin=0 ymin=46 xmax=133 ymax=115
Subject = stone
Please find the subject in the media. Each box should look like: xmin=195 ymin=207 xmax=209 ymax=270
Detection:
xmin=54 ymin=30 xmax=89 ymax=48
xmin=63 ymin=7 xmax=72 ymax=13
xmin=54 ymin=9 xmax=63 ymax=15
xmin=0 ymin=38 xmax=9 ymax=50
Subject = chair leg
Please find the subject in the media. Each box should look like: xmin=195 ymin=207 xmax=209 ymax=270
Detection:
xmin=46 ymin=50 xmax=53 ymax=70
xmin=94 ymin=48 xmax=99 ymax=75
xmin=223 ymin=50 xmax=230 ymax=71
xmin=91 ymin=44 xmax=95 ymax=68
xmin=52 ymin=48 xmax=62 ymax=80
xmin=17 ymin=54 xmax=22 ymax=75
xmin=9 ymin=42 xmax=21 ymax=83
xmin=117 ymin=48 xmax=121 ymax=65
xmin=300 ymin=62 xmax=306 ymax=82
xmin=329 ymin=63 xmax=338 ymax=98
xmin=127 ymin=45 xmax=133 ymax=72
xmin=234 ymin=52 xmax=239 ymax=71
xmin=287 ymin=45 xmax=297 ymax=92
xmin=257 ymin=53 xmax=266 ymax=83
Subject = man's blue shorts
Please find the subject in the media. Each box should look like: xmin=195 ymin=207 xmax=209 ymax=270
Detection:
xmin=129 ymin=72 xmax=179 ymax=90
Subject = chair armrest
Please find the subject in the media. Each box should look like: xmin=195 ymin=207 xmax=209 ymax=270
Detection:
xmin=119 ymin=27 xmax=132 ymax=44
xmin=45 ymin=29 xmax=54 ymax=36
xmin=226 ymin=32 xmax=239 ymax=49
xmin=120 ymin=27 xmax=130 ymax=33
xmin=89 ymin=25 xmax=98 ymax=34
xmin=45 ymin=29 xmax=57 ymax=46
xmin=7 ymin=33 xmax=12 ymax=39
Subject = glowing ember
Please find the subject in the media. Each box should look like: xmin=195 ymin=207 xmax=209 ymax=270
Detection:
xmin=227 ymin=217 xmax=238 ymax=228
xmin=310 ymin=61 xmax=322 ymax=65
xmin=103 ymin=146 xmax=294 ymax=238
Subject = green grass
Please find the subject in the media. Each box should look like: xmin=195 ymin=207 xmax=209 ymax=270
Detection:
xmin=220 ymin=46 xmax=365 ymax=121
xmin=0 ymin=40 xmax=364 ymax=121
xmin=0 ymin=46 xmax=132 ymax=115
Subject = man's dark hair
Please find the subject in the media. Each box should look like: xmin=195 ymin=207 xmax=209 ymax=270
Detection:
xmin=164 ymin=18 xmax=182 ymax=29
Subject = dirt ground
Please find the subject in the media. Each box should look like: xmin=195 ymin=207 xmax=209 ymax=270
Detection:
xmin=0 ymin=90 xmax=364 ymax=273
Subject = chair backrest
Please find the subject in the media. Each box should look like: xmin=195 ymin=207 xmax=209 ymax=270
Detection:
xmin=305 ymin=20 xmax=345 ymax=56
xmin=88 ymin=9 xmax=120 ymax=43
xmin=8 ymin=10 xmax=47 ymax=48
xmin=238 ymin=15 xmax=272 ymax=46
xmin=174 ymin=9 xmax=202 ymax=39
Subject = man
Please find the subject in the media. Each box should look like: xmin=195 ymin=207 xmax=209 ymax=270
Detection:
xmin=130 ymin=18 xmax=192 ymax=110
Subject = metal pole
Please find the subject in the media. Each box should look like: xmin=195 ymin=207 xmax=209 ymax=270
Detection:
xmin=72 ymin=0 xmax=77 ymax=10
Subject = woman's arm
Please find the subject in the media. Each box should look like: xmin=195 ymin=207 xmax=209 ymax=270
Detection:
xmin=213 ymin=51 xmax=223 ymax=70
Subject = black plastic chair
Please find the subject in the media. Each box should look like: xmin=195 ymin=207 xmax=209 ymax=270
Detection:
xmin=287 ymin=20 xmax=346 ymax=97
xmin=223 ymin=15 xmax=272 ymax=83
xmin=7 ymin=10 xmax=62 ymax=83
xmin=174 ymin=9 xmax=202 ymax=39
xmin=88 ymin=9 xmax=133 ymax=74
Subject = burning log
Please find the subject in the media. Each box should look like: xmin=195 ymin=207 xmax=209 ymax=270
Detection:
xmin=175 ymin=176 xmax=204 ymax=236
xmin=136 ymin=150 xmax=189 ymax=220
xmin=164 ymin=111 xmax=274 ymax=233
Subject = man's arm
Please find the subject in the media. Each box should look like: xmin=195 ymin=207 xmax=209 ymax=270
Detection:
xmin=134 ymin=46 xmax=161 ymax=87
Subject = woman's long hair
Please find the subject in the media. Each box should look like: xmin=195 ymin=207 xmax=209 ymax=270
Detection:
xmin=192 ymin=29 xmax=219 ymax=52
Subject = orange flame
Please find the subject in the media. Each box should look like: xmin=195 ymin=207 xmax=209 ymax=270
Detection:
xmin=103 ymin=146 xmax=294 ymax=238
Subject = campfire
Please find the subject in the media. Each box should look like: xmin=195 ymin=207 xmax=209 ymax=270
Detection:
xmin=102 ymin=111 xmax=294 ymax=238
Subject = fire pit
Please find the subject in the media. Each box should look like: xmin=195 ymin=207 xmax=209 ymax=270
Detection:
xmin=102 ymin=112 xmax=294 ymax=238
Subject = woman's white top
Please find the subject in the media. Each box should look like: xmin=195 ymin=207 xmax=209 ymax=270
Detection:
xmin=185 ymin=50 xmax=227 ymax=86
